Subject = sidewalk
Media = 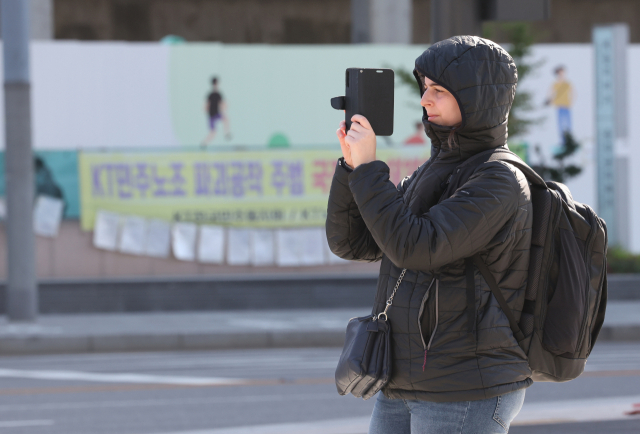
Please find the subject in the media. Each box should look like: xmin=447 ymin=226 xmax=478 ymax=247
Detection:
xmin=0 ymin=302 xmax=638 ymax=355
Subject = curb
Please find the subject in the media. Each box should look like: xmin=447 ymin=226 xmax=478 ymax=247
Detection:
xmin=596 ymin=324 xmax=640 ymax=342
xmin=0 ymin=325 xmax=638 ymax=355
xmin=0 ymin=330 xmax=347 ymax=355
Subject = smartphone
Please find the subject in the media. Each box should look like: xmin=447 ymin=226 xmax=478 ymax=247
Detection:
xmin=331 ymin=68 xmax=394 ymax=136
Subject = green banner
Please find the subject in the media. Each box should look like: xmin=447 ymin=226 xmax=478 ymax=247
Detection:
xmin=79 ymin=149 xmax=429 ymax=230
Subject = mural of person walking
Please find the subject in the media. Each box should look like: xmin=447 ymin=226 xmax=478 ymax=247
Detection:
xmin=201 ymin=76 xmax=232 ymax=148
xmin=545 ymin=65 xmax=574 ymax=141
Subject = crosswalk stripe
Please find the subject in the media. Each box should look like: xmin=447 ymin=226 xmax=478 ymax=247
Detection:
xmin=513 ymin=394 xmax=640 ymax=425
xmin=0 ymin=368 xmax=246 ymax=386
xmin=143 ymin=396 xmax=640 ymax=434
xmin=0 ymin=420 xmax=54 ymax=428
xmin=141 ymin=395 xmax=640 ymax=433
xmin=144 ymin=417 xmax=370 ymax=434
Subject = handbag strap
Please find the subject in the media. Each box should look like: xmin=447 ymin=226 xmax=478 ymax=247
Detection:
xmin=376 ymin=268 xmax=407 ymax=321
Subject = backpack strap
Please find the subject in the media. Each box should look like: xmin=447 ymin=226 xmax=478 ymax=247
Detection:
xmin=487 ymin=151 xmax=546 ymax=187
xmin=471 ymin=254 xmax=525 ymax=343
xmin=453 ymin=147 xmax=547 ymax=188
xmin=452 ymin=147 xmax=542 ymax=344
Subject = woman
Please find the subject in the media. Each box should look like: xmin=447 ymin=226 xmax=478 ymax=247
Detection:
xmin=326 ymin=36 xmax=532 ymax=433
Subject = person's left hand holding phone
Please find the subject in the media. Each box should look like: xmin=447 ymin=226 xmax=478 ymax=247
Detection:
xmin=336 ymin=114 xmax=377 ymax=169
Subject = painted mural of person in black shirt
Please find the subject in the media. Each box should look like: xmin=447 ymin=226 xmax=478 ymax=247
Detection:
xmin=201 ymin=76 xmax=231 ymax=147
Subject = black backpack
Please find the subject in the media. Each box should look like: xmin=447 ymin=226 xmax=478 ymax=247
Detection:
xmin=443 ymin=148 xmax=608 ymax=382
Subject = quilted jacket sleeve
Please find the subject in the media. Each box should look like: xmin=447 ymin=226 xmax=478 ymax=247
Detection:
xmin=325 ymin=157 xmax=418 ymax=261
xmin=347 ymin=159 xmax=520 ymax=271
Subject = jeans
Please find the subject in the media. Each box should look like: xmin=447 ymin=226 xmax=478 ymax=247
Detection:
xmin=557 ymin=106 xmax=571 ymax=139
xmin=369 ymin=389 xmax=526 ymax=434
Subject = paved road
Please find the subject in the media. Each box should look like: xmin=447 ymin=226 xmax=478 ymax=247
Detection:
xmin=1 ymin=343 xmax=640 ymax=433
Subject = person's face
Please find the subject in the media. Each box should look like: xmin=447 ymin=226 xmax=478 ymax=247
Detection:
xmin=420 ymin=77 xmax=462 ymax=127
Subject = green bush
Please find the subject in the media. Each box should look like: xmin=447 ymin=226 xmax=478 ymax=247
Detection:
xmin=607 ymin=247 xmax=640 ymax=274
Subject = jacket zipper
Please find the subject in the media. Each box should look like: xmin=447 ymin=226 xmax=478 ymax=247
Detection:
xmin=409 ymin=150 xmax=448 ymax=372
xmin=406 ymin=148 xmax=441 ymax=204
xmin=418 ymin=278 xmax=436 ymax=348
xmin=417 ymin=278 xmax=439 ymax=371
xmin=415 ymin=169 xmax=451 ymax=372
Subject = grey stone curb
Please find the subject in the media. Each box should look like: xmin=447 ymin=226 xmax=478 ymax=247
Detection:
xmin=0 ymin=326 xmax=638 ymax=356
xmin=0 ymin=330 xmax=347 ymax=355
xmin=596 ymin=325 xmax=640 ymax=342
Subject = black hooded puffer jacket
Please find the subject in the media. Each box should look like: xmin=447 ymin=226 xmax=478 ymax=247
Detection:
xmin=326 ymin=36 xmax=533 ymax=402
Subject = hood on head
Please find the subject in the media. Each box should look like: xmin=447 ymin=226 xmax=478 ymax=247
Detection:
xmin=413 ymin=36 xmax=518 ymax=159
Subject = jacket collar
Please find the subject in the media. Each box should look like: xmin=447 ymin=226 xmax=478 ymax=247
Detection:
xmin=425 ymin=118 xmax=509 ymax=162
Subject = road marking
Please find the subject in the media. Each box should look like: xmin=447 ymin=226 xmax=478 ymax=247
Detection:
xmin=581 ymin=369 xmax=640 ymax=377
xmin=0 ymin=377 xmax=335 ymax=396
xmin=0 ymin=392 xmax=339 ymax=412
xmin=2 ymin=370 xmax=640 ymax=397
xmin=135 ymin=395 xmax=640 ymax=434
xmin=0 ymin=368 xmax=246 ymax=386
xmin=145 ymin=417 xmax=371 ymax=434
xmin=513 ymin=394 xmax=640 ymax=425
xmin=0 ymin=420 xmax=54 ymax=428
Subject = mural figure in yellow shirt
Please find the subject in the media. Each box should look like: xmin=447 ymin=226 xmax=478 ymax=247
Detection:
xmin=545 ymin=66 xmax=573 ymax=141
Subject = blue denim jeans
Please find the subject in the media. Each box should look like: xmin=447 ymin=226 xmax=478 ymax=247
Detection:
xmin=557 ymin=106 xmax=571 ymax=138
xmin=369 ymin=389 xmax=525 ymax=434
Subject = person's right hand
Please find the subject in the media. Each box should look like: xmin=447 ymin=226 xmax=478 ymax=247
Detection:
xmin=336 ymin=120 xmax=354 ymax=168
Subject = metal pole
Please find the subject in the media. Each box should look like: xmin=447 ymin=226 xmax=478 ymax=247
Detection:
xmin=2 ymin=0 xmax=37 ymax=321
xmin=431 ymin=0 xmax=452 ymax=44
xmin=431 ymin=0 xmax=482 ymax=44
xmin=593 ymin=24 xmax=629 ymax=249
xmin=370 ymin=0 xmax=412 ymax=44
xmin=351 ymin=0 xmax=370 ymax=43
xmin=29 ymin=0 xmax=54 ymax=40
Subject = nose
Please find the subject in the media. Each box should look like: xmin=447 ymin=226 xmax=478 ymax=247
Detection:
xmin=420 ymin=90 xmax=432 ymax=107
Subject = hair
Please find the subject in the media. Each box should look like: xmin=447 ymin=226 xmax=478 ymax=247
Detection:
xmin=447 ymin=130 xmax=458 ymax=150
xmin=212 ymin=77 xmax=218 ymax=85
xmin=554 ymin=66 xmax=565 ymax=75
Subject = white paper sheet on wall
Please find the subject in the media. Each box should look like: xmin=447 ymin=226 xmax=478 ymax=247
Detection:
xmin=93 ymin=210 xmax=121 ymax=251
xmin=145 ymin=219 xmax=171 ymax=258
xmin=171 ymin=222 xmax=197 ymax=261
xmin=118 ymin=216 xmax=147 ymax=255
xmin=33 ymin=195 xmax=64 ymax=237
xmin=198 ymin=225 xmax=225 ymax=264
xmin=250 ymin=229 xmax=275 ymax=266
xmin=298 ymin=227 xmax=326 ymax=266
xmin=275 ymin=228 xmax=300 ymax=267
xmin=227 ymin=228 xmax=251 ymax=265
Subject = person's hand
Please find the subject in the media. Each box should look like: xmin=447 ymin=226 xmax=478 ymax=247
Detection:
xmin=336 ymin=120 xmax=354 ymax=168
xmin=345 ymin=115 xmax=376 ymax=168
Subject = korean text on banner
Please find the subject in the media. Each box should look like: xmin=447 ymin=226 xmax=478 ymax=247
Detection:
xmin=79 ymin=149 xmax=429 ymax=230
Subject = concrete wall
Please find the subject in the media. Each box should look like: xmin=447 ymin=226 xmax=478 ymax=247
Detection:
xmin=0 ymin=221 xmax=378 ymax=280
xmin=485 ymin=0 xmax=640 ymax=44
xmin=54 ymin=0 xmax=352 ymax=43
xmin=53 ymin=0 xmax=640 ymax=44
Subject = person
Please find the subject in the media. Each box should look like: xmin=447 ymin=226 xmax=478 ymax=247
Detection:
xmin=403 ymin=121 xmax=427 ymax=145
xmin=201 ymin=77 xmax=231 ymax=147
xmin=545 ymin=65 xmax=573 ymax=141
xmin=326 ymin=36 xmax=532 ymax=433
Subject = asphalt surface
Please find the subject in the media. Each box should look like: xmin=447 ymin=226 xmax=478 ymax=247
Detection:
xmin=1 ymin=342 xmax=640 ymax=433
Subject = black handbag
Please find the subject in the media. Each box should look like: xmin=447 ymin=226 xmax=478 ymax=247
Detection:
xmin=335 ymin=268 xmax=407 ymax=400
